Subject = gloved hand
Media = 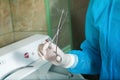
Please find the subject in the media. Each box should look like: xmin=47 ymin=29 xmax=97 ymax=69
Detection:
xmin=38 ymin=40 xmax=77 ymax=68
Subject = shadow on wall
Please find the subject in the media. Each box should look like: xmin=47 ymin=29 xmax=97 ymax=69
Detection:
xmin=70 ymin=0 xmax=89 ymax=49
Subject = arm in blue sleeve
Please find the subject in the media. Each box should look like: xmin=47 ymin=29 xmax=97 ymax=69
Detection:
xmin=67 ymin=0 xmax=103 ymax=74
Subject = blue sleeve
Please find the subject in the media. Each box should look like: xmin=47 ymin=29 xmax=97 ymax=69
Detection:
xmin=67 ymin=0 xmax=106 ymax=74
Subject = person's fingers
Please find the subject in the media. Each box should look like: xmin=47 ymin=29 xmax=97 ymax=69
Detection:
xmin=38 ymin=52 xmax=46 ymax=60
xmin=38 ymin=44 xmax=45 ymax=55
xmin=43 ymin=42 xmax=50 ymax=50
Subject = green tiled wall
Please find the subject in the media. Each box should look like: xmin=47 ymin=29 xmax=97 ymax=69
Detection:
xmin=45 ymin=0 xmax=72 ymax=50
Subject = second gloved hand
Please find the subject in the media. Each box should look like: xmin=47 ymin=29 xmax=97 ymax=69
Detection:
xmin=38 ymin=41 xmax=77 ymax=68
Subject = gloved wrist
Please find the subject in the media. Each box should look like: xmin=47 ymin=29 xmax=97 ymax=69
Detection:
xmin=60 ymin=54 xmax=78 ymax=68
xmin=38 ymin=41 xmax=78 ymax=68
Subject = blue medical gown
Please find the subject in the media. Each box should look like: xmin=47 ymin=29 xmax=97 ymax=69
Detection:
xmin=67 ymin=0 xmax=120 ymax=79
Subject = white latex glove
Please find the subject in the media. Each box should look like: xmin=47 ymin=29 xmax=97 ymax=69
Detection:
xmin=38 ymin=41 xmax=77 ymax=68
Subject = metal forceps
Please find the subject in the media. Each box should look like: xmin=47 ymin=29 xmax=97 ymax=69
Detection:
xmin=48 ymin=9 xmax=68 ymax=63
xmin=38 ymin=9 xmax=67 ymax=63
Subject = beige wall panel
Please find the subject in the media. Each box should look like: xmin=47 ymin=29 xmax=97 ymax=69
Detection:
xmin=14 ymin=31 xmax=47 ymax=41
xmin=0 ymin=33 xmax=14 ymax=48
xmin=0 ymin=0 xmax=13 ymax=35
xmin=10 ymin=0 xmax=47 ymax=31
